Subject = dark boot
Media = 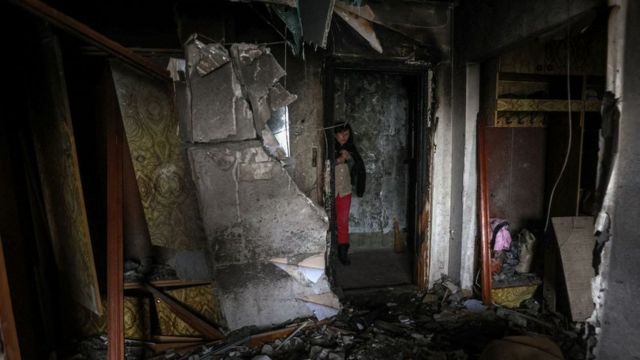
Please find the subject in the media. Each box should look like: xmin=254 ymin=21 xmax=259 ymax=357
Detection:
xmin=338 ymin=244 xmax=348 ymax=265
xmin=344 ymin=244 xmax=351 ymax=265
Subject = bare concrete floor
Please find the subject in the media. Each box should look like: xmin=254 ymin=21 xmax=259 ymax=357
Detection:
xmin=334 ymin=249 xmax=412 ymax=290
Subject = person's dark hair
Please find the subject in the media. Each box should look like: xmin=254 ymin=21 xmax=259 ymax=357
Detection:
xmin=333 ymin=122 xmax=352 ymax=134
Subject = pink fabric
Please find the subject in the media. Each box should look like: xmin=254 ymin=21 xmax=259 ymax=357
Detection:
xmin=490 ymin=218 xmax=512 ymax=252
xmin=335 ymin=194 xmax=352 ymax=245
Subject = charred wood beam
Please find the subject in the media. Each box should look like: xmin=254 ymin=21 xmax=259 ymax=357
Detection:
xmin=106 ymin=97 xmax=124 ymax=360
xmin=144 ymin=283 xmax=225 ymax=340
xmin=9 ymin=0 xmax=170 ymax=82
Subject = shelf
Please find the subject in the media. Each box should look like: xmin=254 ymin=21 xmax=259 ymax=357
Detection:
xmin=496 ymin=99 xmax=601 ymax=113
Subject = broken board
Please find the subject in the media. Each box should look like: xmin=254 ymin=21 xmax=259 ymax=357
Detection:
xmin=29 ymin=35 xmax=102 ymax=315
xmin=552 ymin=216 xmax=595 ymax=321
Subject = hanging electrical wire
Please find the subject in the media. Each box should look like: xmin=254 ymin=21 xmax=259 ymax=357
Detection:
xmin=544 ymin=0 xmax=574 ymax=233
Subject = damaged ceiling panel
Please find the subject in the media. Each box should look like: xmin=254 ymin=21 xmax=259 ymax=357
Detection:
xmin=111 ymin=61 xmax=206 ymax=250
xmin=297 ymin=0 xmax=336 ymax=48
xmin=334 ymin=6 xmax=382 ymax=53
xmin=335 ymin=1 xmax=451 ymax=46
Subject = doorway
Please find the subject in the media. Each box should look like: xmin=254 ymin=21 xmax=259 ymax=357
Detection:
xmin=324 ymin=60 xmax=431 ymax=291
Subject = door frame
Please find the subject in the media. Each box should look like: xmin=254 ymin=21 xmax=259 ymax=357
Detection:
xmin=322 ymin=57 xmax=433 ymax=287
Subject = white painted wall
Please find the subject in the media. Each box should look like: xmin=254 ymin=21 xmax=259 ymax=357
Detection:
xmin=428 ymin=62 xmax=454 ymax=286
xmin=460 ymin=64 xmax=480 ymax=290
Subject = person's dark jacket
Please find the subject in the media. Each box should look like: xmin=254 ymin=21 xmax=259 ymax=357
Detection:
xmin=335 ymin=134 xmax=366 ymax=197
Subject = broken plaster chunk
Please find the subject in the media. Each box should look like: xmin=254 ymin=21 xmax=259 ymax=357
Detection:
xmin=269 ymin=83 xmax=298 ymax=111
xmin=231 ymin=43 xmax=286 ymax=100
xmin=236 ymin=43 xmax=264 ymax=64
xmin=195 ymin=40 xmax=231 ymax=76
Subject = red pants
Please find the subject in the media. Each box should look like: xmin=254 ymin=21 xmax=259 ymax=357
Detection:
xmin=335 ymin=194 xmax=352 ymax=245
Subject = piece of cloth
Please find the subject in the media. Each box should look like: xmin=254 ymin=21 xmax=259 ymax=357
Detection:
xmin=491 ymin=218 xmax=512 ymax=252
xmin=335 ymin=134 xmax=366 ymax=197
xmin=335 ymin=194 xmax=352 ymax=245
xmin=335 ymin=163 xmax=352 ymax=196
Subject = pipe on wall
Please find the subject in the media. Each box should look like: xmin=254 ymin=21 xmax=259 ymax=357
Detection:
xmin=477 ymin=116 xmax=492 ymax=305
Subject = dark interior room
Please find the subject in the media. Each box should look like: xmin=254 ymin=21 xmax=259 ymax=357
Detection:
xmin=0 ymin=0 xmax=639 ymax=359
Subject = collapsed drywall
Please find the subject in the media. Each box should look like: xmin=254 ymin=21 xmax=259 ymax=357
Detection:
xmin=179 ymin=37 xmax=339 ymax=330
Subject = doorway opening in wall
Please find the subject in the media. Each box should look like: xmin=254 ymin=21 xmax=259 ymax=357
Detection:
xmin=324 ymin=59 xmax=431 ymax=292
xmin=478 ymin=9 xmax=608 ymax=320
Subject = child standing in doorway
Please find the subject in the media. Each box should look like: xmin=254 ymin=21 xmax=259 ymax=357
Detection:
xmin=334 ymin=122 xmax=366 ymax=265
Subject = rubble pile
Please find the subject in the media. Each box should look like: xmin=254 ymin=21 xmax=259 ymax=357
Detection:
xmin=65 ymin=279 xmax=591 ymax=360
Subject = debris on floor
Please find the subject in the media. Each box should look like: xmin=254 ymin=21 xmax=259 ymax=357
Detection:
xmin=63 ymin=280 xmax=591 ymax=360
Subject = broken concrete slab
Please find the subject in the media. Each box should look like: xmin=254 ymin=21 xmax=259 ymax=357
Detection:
xmin=189 ymin=140 xmax=332 ymax=329
xmin=231 ymin=43 xmax=286 ymax=130
xmin=197 ymin=42 xmax=231 ymax=76
xmin=185 ymin=40 xmax=256 ymax=143
xmin=188 ymin=63 xmax=233 ymax=141
xmin=216 ymin=263 xmax=329 ymax=330
xmin=268 ymin=83 xmax=298 ymax=110
xmin=188 ymin=142 xmax=248 ymax=244
xmin=189 ymin=142 xmax=327 ymax=265
xmin=185 ymin=36 xmax=231 ymax=76
xmin=231 ymin=44 xmax=285 ymax=99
